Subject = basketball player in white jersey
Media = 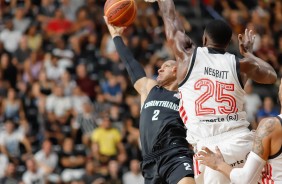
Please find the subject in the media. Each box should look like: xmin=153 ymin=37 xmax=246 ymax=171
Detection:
xmin=144 ymin=0 xmax=277 ymax=183
xmin=196 ymin=79 xmax=282 ymax=183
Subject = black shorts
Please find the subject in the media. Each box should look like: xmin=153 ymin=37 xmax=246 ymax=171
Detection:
xmin=141 ymin=147 xmax=194 ymax=184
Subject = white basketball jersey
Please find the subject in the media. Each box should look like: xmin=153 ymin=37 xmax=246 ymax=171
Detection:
xmin=260 ymin=115 xmax=282 ymax=183
xmin=178 ymin=47 xmax=249 ymax=144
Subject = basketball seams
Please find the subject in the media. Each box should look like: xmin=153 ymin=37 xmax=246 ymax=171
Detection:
xmin=105 ymin=0 xmax=131 ymax=18
xmin=109 ymin=0 xmax=134 ymax=23
xmin=123 ymin=2 xmax=136 ymax=26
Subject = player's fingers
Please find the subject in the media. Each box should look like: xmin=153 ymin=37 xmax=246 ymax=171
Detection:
xmin=245 ymin=29 xmax=248 ymax=41
xmin=203 ymin=147 xmax=213 ymax=154
xmin=198 ymin=150 xmax=208 ymax=157
xmin=103 ymin=16 xmax=108 ymax=23
xmin=248 ymin=30 xmax=253 ymax=41
xmin=238 ymin=34 xmax=243 ymax=42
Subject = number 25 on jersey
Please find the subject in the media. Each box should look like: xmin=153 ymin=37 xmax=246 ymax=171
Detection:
xmin=194 ymin=79 xmax=238 ymax=116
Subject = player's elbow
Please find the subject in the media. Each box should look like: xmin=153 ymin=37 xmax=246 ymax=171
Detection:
xmin=255 ymin=70 xmax=277 ymax=84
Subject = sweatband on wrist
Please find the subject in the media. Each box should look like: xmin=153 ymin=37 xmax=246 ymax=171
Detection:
xmin=113 ymin=36 xmax=146 ymax=85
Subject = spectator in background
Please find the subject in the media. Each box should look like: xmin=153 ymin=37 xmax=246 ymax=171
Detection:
xmin=76 ymin=63 xmax=98 ymax=101
xmin=0 ymin=53 xmax=18 ymax=88
xmin=60 ymin=70 xmax=77 ymax=96
xmin=0 ymin=162 xmax=22 ymax=184
xmin=91 ymin=116 xmax=127 ymax=165
xmin=59 ymin=137 xmax=86 ymax=183
xmin=45 ymin=84 xmax=72 ymax=144
xmin=244 ymin=80 xmax=262 ymax=130
xmin=256 ymin=96 xmax=279 ymax=122
xmin=93 ymin=92 xmax=111 ymax=117
xmin=102 ymin=72 xmax=123 ymax=104
xmin=46 ymin=8 xmax=73 ymax=38
xmin=72 ymin=101 xmax=98 ymax=147
xmin=26 ymin=24 xmax=42 ymax=52
xmin=34 ymin=139 xmax=60 ymax=183
xmin=22 ymin=157 xmax=45 ymax=184
xmin=0 ymin=150 xmax=8 ymax=178
xmin=45 ymin=54 xmax=65 ymax=82
xmin=12 ymin=7 xmax=31 ymax=33
xmin=0 ymin=20 xmax=22 ymax=53
xmin=2 ymin=88 xmax=24 ymax=122
xmin=71 ymin=86 xmax=90 ymax=116
xmin=22 ymin=51 xmax=43 ymax=84
xmin=122 ymin=159 xmax=144 ymax=184
xmin=81 ymin=160 xmax=105 ymax=184
xmin=13 ymin=35 xmax=31 ymax=68
xmin=52 ymin=37 xmax=74 ymax=70
xmin=0 ymin=120 xmax=32 ymax=164
xmin=105 ymin=160 xmax=122 ymax=184
xmin=37 ymin=0 xmax=57 ymax=25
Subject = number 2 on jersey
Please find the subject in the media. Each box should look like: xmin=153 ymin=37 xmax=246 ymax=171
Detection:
xmin=152 ymin=110 xmax=160 ymax=121
xmin=194 ymin=79 xmax=237 ymax=116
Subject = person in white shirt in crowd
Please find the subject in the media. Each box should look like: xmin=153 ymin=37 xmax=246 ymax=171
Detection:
xmin=34 ymin=139 xmax=60 ymax=183
xmin=122 ymin=159 xmax=144 ymax=184
xmin=0 ymin=120 xmax=32 ymax=164
xmin=0 ymin=150 xmax=8 ymax=178
xmin=0 ymin=20 xmax=22 ymax=53
xmin=71 ymin=86 xmax=91 ymax=116
xmin=46 ymin=84 xmax=72 ymax=119
xmin=22 ymin=157 xmax=45 ymax=184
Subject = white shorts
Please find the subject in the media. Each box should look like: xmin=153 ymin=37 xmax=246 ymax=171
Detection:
xmin=193 ymin=127 xmax=254 ymax=184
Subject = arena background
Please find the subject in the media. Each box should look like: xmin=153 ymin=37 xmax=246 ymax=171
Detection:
xmin=0 ymin=0 xmax=281 ymax=183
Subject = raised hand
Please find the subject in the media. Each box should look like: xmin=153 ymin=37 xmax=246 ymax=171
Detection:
xmin=238 ymin=29 xmax=256 ymax=56
xmin=195 ymin=146 xmax=225 ymax=171
xmin=104 ymin=16 xmax=126 ymax=38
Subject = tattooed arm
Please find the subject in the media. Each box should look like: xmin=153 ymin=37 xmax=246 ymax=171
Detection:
xmin=252 ymin=117 xmax=276 ymax=160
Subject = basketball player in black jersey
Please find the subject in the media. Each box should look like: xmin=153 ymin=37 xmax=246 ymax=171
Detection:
xmin=104 ymin=17 xmax=195 ymax=184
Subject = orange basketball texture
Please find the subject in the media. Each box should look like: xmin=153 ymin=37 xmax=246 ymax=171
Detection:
xmin=104 ymin=0 xmax=137 ymax=27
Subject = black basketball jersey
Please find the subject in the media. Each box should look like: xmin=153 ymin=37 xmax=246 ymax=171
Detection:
xmin=140 ymin=86 xmax=188 ymax=157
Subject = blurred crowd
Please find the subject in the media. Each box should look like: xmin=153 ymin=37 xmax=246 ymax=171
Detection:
xmin=0 ymin=0 xmax=281 ymax=183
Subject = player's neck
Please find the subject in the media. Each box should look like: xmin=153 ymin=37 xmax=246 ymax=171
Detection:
xmin=163 ymin=81 xmax=178 ymax=91
xmin=205 ymin=44 xmax=226 ymax=51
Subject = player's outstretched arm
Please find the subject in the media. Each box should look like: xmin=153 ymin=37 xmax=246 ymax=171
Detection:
xmin=104 ymin=16 xmax=157 ymax=104
xmin=157 ymin=0 xmax=195 ymax=62
xmin=239 ymin=29 xmax=277 ymax=84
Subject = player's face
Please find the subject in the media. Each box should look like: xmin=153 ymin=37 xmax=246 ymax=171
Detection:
xmin=157 ymin=60 xmax=177 ymax=86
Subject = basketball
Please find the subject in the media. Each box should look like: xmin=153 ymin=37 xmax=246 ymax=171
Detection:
xmin=104 ymin=0 xmax=137 ymax=27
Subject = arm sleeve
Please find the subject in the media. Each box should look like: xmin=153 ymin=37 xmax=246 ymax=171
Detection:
xmin=113 ymin=36 xmax=146 ymax=85
xmin=230 ymin=151 xmax=266 ymax=184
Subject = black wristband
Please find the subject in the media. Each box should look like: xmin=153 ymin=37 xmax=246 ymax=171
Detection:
xmin=113 ymin=36 xmax=146 ymax=85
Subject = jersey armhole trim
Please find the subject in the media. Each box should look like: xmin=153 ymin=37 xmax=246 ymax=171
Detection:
xmin=268 ymin=145 xmax=282 ymax=160
xmin=178 ymin=47 xmax=198 ymax=88
xmin=235 ymin=57 xmax=244 ymax=89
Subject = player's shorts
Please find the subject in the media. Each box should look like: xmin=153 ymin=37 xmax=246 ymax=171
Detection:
xmin=194 ymin=127 xmax=254 ymax=184
xmin=141 ymin=146 xmax=194 ymax=184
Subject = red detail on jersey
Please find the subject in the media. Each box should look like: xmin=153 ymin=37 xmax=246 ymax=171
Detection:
xmin=179 ymin=94 xmax=188 ymax=124
xmin=194 ymin=79 xmax=215 ymax=116
xmin=193 ymin=154 xmax=201 ymax=176
xmin=261 ymin=163 xmax=274 ymax=184
xmin=216 ymin=81 xmax=238 ymax=114
xmin=194 ymin=79 xmax=237 ymax=116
